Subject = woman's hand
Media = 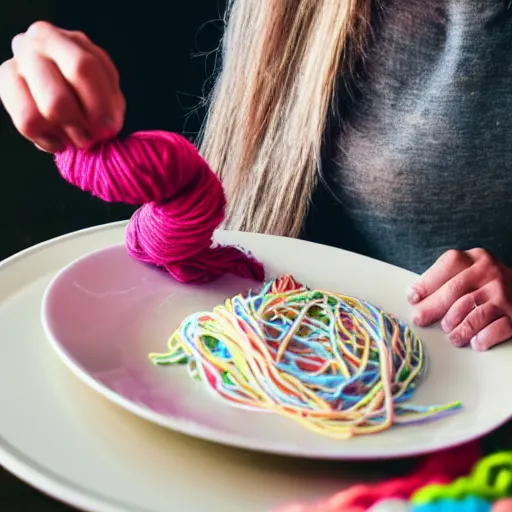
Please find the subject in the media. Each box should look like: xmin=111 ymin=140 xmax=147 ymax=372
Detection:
xmin=408 ymin=248 xmax=512 ymax=351
xmin=0 ymin=21 xmax=125 ymax=153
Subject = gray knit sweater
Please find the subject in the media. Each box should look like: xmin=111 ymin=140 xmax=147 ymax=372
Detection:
xmin=304 ymin=0 xmax=512 ymax=274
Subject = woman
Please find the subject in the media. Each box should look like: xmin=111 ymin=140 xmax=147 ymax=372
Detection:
xmin=1 ymin=1 xmax=512 ymax=351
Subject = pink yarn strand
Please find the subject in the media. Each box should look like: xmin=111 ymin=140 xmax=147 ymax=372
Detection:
xmin=54 ymin=130 xmax=265 ymax=284
xmin=276 ymin=441 xmax=482 ymax=512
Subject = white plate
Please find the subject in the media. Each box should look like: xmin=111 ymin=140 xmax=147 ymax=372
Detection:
xmin=41 ymin=227 xmax=512 ymax=460
xmin=0 ymin=221 xmax=404 ymax=512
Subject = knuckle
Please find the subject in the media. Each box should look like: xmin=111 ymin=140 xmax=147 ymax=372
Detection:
xmin=15 ymin=108 xmax=43 ymax=139
xmin=442 ymin=249 xmax=466 ymax=267
xmin=10 ymin=33 xmax=25 ymax=54
xmin=442 ymin=308 xmax=460 ymax=332
xmin=71 ymin=30 xmax=90 ymax=43
xmin=39 ymin=94 xmax=72 ymax=124
xmin=0 ymin=58 xmax=15 ymax=81
xmin=467 ymin=248 xmax=504 ymax=285
xmin=461 ymin=305 xmax=488 ymax=338
xmin=26 ymin=21 xmax=55 ymax=39
xmin=452 ymin=295 xmax=474 ymax=323
xmin=68 ymin=53 xmax=96 ymax=82
xmin=469 ymin=247 xmax=488 ymax=259
xmin=446 ymin=276 xmax=464 ymax=298
xmin=478 ymin=260 xmax=502 ymax=283
xmin=489 ymin=279 xmax=510 ymax=306
xmin=469 ymin=306 xmax=486 ymax=330
xmin=474 ymin=247 xmax=495 ymax=265
xmin=489 ymin=265 xmax=504 ymax=282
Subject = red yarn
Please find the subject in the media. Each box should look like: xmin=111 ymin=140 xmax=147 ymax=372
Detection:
xmin=277 ymin=441 xmax=482 ymax=512
xmin=54 ymin=130 xmax=265 ymax=284
xmin=326 ymin=441 xmax=481 ymax=510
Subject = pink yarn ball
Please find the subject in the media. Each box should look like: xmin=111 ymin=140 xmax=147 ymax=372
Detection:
xmin=55 ymin=131 xmax=265 ymax=284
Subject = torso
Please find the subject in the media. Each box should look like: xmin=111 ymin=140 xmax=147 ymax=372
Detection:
xmin=305 ymin=0 xmax=512 ymax=274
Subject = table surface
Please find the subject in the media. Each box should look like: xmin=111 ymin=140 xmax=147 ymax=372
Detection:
xmin=1 ymin=169 xmax=511 ymax=509
xmin=1 ymin=422 xmax=510 ymax=511
xmin=1 ymin=140 xmax=511 ymax=511
xmin=1 ymin=7 xmax=511 ymax=503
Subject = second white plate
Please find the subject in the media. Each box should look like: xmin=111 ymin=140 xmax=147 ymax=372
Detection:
xmin=41 ymin=230 xmax=512 ymax=459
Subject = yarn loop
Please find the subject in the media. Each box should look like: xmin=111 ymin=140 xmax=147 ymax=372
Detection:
xmin=54 ymin=131 xmax=265 ymax=284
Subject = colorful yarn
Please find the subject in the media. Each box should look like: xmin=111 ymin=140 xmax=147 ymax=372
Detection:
xmin=277 ymin=448 xmax=512 ymax=512
xmin=411 ymin=496 xmax=492 ymax=512
xmin=276 ymin=441 xmax=481 ymax=512
xmin=368 ymin=497 xmax=494 ymax=512
xmin=492 ymin=499 xmax=512 ymax=512
xmin=54 ymin=131 xmax=264 ymax=284
xmin=149 ymin=274 xmax=461 ymax=438
xmin=368 ymin=497 xmax=512 ymax=512
xmin=412 ymin=452 xmax=512 ymax=504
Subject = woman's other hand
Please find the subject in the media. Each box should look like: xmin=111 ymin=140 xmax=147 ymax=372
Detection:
xmin=0 ymin=21 xmax=125 ymax=153
xmin=408 ymin=248 xmax=512 ymax=351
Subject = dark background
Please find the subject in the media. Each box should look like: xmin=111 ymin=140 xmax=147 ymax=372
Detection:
xmin=0 ymin=0 xmax=226 ymax=261
xmin=0 ymin=2 xmax=226 ymax=508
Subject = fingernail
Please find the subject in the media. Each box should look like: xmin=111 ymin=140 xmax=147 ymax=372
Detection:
xmin=470 ymin=336 xmax=484 ymax=351
xmin=440 ymin=318 xmax=449 ymax=333
xmin=407 ymin=288 xmax=421 ymax=304
xmin=412 ymin=314 xmax=422 ymax=326
xmin=449 ymin=331 xmax=463 ymax=345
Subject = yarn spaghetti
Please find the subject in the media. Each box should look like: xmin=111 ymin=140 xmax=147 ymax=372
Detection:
xmin=277 ymin=448 xmax=512 ymax=511
xmin=149 ymin=275 xmax=462 ymax=438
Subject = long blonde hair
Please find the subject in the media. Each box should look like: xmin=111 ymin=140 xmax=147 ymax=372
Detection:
xmin=198 ymin=0 xmax=372 ymax=237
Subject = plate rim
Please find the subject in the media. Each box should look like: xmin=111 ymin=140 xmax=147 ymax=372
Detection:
xmin=39 ymin=227 xmax=512 ymax=461
xmin=0 ymin=221 xmax=160 ymax=512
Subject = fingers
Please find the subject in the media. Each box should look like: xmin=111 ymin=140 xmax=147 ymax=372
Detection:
xmin=438 ymin=278 xmax=512 ymax=349
xmin=0 ymin=59 xmax=67 ymax=152
xmin=30 ymin=24 xmax=124 ymax=136
xmin=408 ymin=248 xmax=512 ymax=351
xmin=0 ymin=21 xmax=124 ymax=152
xmin=440 ymin=292 xmax=480 ymax=334
xmin=13 ymin=46 xmax=91 ymax=148
xmin=63 ymin=31 xmax=125 ymax=128
xmin=408 ymin=250 xmax=472 ymax=304
xmin=446 ymin=301 xmax=503 ymax=347
xmin=471 ymin=316 xmax=512 ymax=351
xmin=62 ymin=29 xmax=120 ymax=87
xmin=410 ymin=248 xmax=506 ymax=327
xmin=412 ymin=264 xmax=478 ymax=327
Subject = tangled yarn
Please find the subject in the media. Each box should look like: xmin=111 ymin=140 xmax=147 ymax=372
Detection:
xmin=149 ymin=275 xmax=461 ymax=438
xmin=411 ymin=452 xmax=512 ymax=505
xmin=54 ymin=130 xmax=264 ymax=284
xmin=278 ymin=447 xmax=512 ymax=512
xmin=373 ymin=498 xmax=512 ymax=511
xmin=276 ymin=441 xmax=482 ymax=512
xmin=371 ymin=496 xmax=492 ymax=511
xmin=371 ymin=449 xmax=512 ymax=511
